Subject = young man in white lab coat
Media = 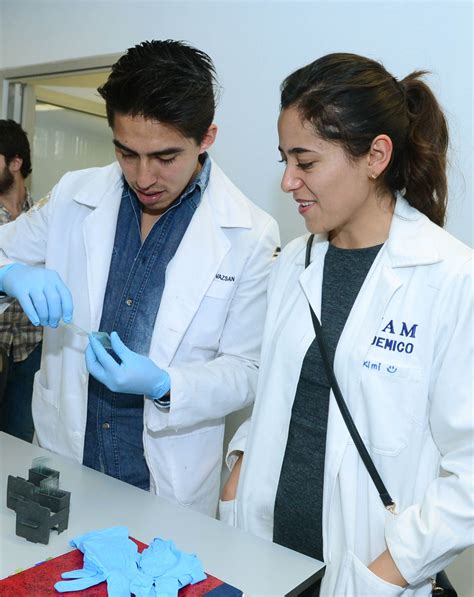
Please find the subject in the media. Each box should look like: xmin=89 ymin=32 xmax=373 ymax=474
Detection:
xmin=0 ymin=40 xmax=279 ymax=516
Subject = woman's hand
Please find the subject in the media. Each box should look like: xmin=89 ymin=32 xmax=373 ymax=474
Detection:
xmin=221 ymin=452 xmax=243 ymax=501
xmin=368 ymin=549 xmax=407 ymax=587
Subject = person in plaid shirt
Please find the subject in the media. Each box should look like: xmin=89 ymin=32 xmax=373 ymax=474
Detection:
xmin=0 ymin=119 xmax=42 ymax=441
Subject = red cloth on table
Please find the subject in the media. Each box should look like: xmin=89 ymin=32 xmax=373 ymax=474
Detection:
xmin=0 ymin=538 xmax=242 ymax=596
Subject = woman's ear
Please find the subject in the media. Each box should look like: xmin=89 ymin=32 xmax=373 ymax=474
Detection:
xmin=367 ymin=134 xmax=393 ymax=179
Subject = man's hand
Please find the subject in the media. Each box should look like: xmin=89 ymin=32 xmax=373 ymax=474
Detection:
xmin=85 ymin=331 xmax=170 ymax=399
xmin=0 ymin=263 xmax=73 ymax=327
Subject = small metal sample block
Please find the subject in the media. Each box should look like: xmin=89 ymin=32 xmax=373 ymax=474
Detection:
xmin=6 ymin=461 xmax=71 ymax=545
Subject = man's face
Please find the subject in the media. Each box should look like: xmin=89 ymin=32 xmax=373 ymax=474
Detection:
xmin=0 ymin=155 xmax=14 ymax=194
xmin=112 ymin=114 xmax=215 ymax=216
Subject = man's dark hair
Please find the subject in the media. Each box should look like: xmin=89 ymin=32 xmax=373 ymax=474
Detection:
xmin=0 ymin=119 xmax=32 ymax=178
xmin=98 ymin=39 xmax=217 ymax=144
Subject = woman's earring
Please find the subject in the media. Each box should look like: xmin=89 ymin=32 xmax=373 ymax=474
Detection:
xmin=369 ymin=170 xmax=377 ymax=180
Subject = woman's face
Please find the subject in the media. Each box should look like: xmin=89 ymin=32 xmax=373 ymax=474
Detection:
xmin=278 ymin=106 xmax=383 ymax=245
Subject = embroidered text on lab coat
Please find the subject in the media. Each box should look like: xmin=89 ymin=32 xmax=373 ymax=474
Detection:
xmin=371 ymin=320 xmax=418 ymax=354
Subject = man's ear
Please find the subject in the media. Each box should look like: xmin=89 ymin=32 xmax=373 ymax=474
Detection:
xmin=367 ymin=134 xmax=393 ymax=178
xmin=7 ymin=156 xmax=23 ymax=174
xmin=199 ymin=124 xmax=218 ymax=154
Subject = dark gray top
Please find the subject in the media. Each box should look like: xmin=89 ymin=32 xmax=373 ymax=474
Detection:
xmin=273 ymin=242 xmax=383 ymax=566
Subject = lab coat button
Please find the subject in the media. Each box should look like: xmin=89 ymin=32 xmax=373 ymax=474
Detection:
xmin=102 ymin=422 xmax=111 ymax=430
xmin=126 ymin=298 xmax=133 ymax=306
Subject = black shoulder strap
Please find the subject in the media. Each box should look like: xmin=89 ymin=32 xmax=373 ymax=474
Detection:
xmin=305 ymin=234 xmax=395 ymax=511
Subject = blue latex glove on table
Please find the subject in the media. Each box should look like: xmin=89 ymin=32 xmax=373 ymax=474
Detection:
xmin=85 ymin=331 xmax=170 ymax=399
xmin=0 ymin=262 xmax=73 ymax=327
xmin=129 ymin=538 xmax=207 ymax=597
xmin=54 ymin=526 xmax=139 ymax=596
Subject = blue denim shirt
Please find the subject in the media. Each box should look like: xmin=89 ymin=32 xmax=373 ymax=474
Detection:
xmin=83 ymin=155 xmax=211 ymax=489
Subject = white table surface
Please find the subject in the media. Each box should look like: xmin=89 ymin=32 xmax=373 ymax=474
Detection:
xmin=0 ymin=432 xmax=324 ymax=596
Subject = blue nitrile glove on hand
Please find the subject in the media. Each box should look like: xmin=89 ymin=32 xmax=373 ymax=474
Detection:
xmin=85 ymin=331 xmax=170 ymax=399
xmin=129 ymin=538 xmax=207 ymax=597
xmin=0 ymin=262 xmax=73 ymax=327
xmin=54 ymin=526 xmax=139 ymax=596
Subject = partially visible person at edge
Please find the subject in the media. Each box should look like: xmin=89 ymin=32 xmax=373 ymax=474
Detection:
xmin=0 ymin=119 xmax=42 ymax=442
xmin=0 ymin=40 xmax=280 ymax=517
xmin=220 ymin=53 xmax=473 ymax=596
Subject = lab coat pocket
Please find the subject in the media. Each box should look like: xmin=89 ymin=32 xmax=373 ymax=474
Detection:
xmin=31 ymin=371 xmax=59 ymax=452
xmin=169 ymin=425 xmax=223 ymax=511
xmin=218 ymin=498 xmax=237 ymax=526
xmin=186 ymin=293 xmax=232 ymax=350
xmin=359 ymin=359 xmax=424 ymax=455
xmin=342 ymin=551 xmax=405 ymax=596
xmin=205 ymin=276 xmax=237 ymax=300
xmin=32 ymin=369 xmax=58 ymax=408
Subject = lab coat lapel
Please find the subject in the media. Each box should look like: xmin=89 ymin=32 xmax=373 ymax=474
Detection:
xmin=298 ymin=238 xmax=328 ymax=319
xmin=322 ymin=251 xmax=403 ymax=551
xmin=82 ymin=173 xmax=123 ymax=330
xmin=152 ymin=195 xmax=230 ymax=366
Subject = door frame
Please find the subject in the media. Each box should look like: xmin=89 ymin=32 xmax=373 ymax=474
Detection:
xmin=0 ymin=52 xmax=122 ymax=137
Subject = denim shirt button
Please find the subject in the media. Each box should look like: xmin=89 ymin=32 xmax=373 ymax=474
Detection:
xmin=126 ymin=298 xmax=133 ymax=306
xmin=102 ymin=422 xmax=111 ymax=430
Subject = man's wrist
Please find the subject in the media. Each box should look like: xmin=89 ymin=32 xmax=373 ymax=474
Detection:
xmin=156 ymin=390 xmax=170 ymax=404
xmin=152 ymin=391 xmax=171 ymax=411
xmin=145 ymin=369 xmax=171 ymax=407
xmin=148 ymin=369 xmax=170 ymax=398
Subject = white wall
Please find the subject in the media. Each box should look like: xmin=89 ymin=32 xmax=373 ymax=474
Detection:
xmin=0 ymin=0 xmax=472 ymax=247
xmin=0 ymin=1 xmax=472 ymax=593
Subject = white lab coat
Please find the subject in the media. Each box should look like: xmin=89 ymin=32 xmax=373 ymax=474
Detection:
xmin=0 ymin=160 xmax=279 ymax=516
xmin=227 ymin=197 xmax=473 ymax=595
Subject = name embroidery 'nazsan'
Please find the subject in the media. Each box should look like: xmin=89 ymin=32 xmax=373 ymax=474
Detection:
xmin=371 ymin=320 xmax=418 ymax=354
xmin=215 ymin=273 xmax=235 ymax=282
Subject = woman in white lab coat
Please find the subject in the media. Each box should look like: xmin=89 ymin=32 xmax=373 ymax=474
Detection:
xmin=221 ymin=53 xmax=473 ymax=596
